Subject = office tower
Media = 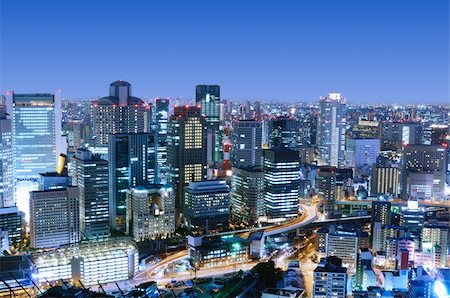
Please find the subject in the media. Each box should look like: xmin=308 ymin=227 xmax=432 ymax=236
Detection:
xmin=429 ymin=124 xmax=448 ymax=146
xmin=126 ymin=185 xmax=175 ymax=241
xmin=371 ymin=201 xmax=392 ymax=252
xmin=345 ymin=138 xmax=380 ymax=171
xmin=264 ymin=149 xmax=301 ymax=221
xmin=317 ymin=166 xmax=337 ymax=218
xmin=91 ymin=81 xmax=150 ymax=152
xmin=231 ymin=119 xmax=263 ymax=168
xmin=108 ymin=133 xmax=157 ymax=230
xmin=230 ymin=167 xmax=264 ymax=227
xmin=155 ymin=98 xmax=169 ymax=183
xmin=184 ymin=180 xmax=230 ymax=234
xmin=335 ymin=168 xmax=353 ymax=200
xmin=0 ymin=102 xmax=13 ymax=208
xmin=167 ymin=106 xmax=207 ymax=224
xmin=29 ymin=186 xmax=80 ymax=248
xmin=353 ymin=119 xmax=381 ymax=139
xmin=71 ymin=149 xmax=109 ymax=239
xmin=195 ymin=85 xmax=221 ymax=164
xmin=422 ymin=225 xmax=448 ymax=268
xmin=317 ymin=92 xmax=347 ymax=167
xmin=401 ymin=200 xmax=425 ymax=248
xmin=382 ymin=122 xmax=423 ymax=151
xmin=268 ymin=116 xmax=299 ymax=150
xmin=402 ymin=144 xmax=447 ymax=201
xmin=0 ymin=207 xmax=23 ymax=247
xmin=370 ymin=166 xmax=400 ymax=196
xmin=313 ymin=257 xmax=347 ymax=298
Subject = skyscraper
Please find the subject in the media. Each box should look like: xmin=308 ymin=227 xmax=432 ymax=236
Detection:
xmin=231 ymin=119 xmax=263 ymax=168
xmin=317 ymin=166 xmax=337 ymax=218
xmin=317 ymin=92 xmax=347 ymax=167
xmin=29 ymin=186 xmax=80 ymax=248
xmin=0 ymin=99 xmax=13 ymax=208
xmin=167 ymin=106 xmax=207 ymax=224
xmin=71 ymin=149 xmax=109 ymax=240
xmin=155 ymin=98 xmax=170 ymax=183
xmin=108 ymin=133 xmax=157 ymax=231
xmin=195 ymin=85 xmax=221 ymax=164
xmin=91 ymin=81 xmax=150 ymax=154
xmin=268 ymin=116 xmax=299 ymax=150
xmin=263 ymin=149 xmax=301 ymax=221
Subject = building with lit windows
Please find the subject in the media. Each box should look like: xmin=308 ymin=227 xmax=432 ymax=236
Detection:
xmin=317 ymin=92 xmax=347 ymax=168
xmin=313 ymin=256 xmax=347 ymax=298
xmin=184 ymin=180 xmax=230 ymax=233
xmin=422 ymin=225 xmax=448 ymax=268
xmin=0 ymin=103 xmax=13 ymax=208
xmin=167 ymin=106 xmax=207 ymax=224
xmin=29 ymin=186 xmax=80 ymax=249
xmin=370 ymin=166 xmax=400 ymax=196
xmin=230 ymin=167 xmax=264 ymax=227
xmin=91 ymin=81 xmax=151 ymax=153
xmin=316 ymin=166 xmax=337 ymax=218
xmin=108 ymin=133 xmax=157 ymax=231
xmin=268 ymin=116 xmax=299 ymax=150
xmin=188 ymin=235 xmax=249 ymax=269
xmin=155 ymin=98 xmax=169 ymax=183
xmin=71 ymin=149 xmax=109 ymax=240
xmin=263 ymin=149 xmax=301 ymax=222
xmin=345 ymin=138 xmax=380 ymax=172
xmin=231 ymin=119 xmax=263 ymax=168
xmin=195 ymin=85 xmax=221 ymax=164
xmin=0 ymin=206 xmax=23 ymax=247
xmin=126 ymin=185 xmax=175 ymax=241
xmin=31 ymin=238 xmax=138 ymax=287
xmin=382 ymin=122 xmax=423 ymax=151
xmin=401 ymin=200 xmax=425 ymax=248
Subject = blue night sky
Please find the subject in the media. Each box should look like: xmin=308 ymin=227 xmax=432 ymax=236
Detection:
xmin=1 ymin=0 xmax=448 ymax=103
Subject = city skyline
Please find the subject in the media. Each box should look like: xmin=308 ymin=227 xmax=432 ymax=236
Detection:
xmin=1 ymin=0 xmax=449 ymax=104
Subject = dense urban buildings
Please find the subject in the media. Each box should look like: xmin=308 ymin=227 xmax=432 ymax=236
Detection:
xmin=0 ymin=100 xmax=13 ymax=208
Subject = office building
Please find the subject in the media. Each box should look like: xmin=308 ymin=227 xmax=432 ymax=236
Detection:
xmin=196 ymin=85 xmax=221 ymax=164
xmin=317 ymin=92 xmax=347 ymax=167
xmin=401 ymin=200 xmax=425 ymax=248
xmin=0 ymin=206 xmax=23 ymax=247
xmin=167 ymin=106 xmax=207 ymax=224
xmin=108 ymin=133 xmax=157 ymax=230
xmin=268 ymin=116 xmax=299 ymax=150
xmin=91 ymin=81 xmax=150 ymax=150
xmin=31 ymin=238 xmax=138 ymax=286
xmin=230 ymin=167 xmax=264 ymax=227
xmin=370 ymin=166 xmax=400 ymax=196
xmin=264 ymin=149 xmax=301 ymax=222
xmin=371 ymin=201 xmax=391 ymax=252
xmin=429 ymin=124 xmax=448 ymax=146
xmin=29 ymin=186 xmax=80 ymax=248
xmin=345 ymin=138 xmax=380 ymax=171
xmin=71 ymin=149 xmax=109 ymax=239
xmin=155 ymin=98 xmax=169 ymax=183
xmin=422 ymin=225 xmax=448 ymax=268
xmin=0 ymin=104 xmax=13 ymax=207
xmin=184 ymin=180 xmax=230 ymax=233
xmin=0 ymin=255 xmax=36 ymax=297
xmin=126 ymin=184 xmax=175 ymax=241
xmin=352 ymin=119 xmax=381 ymax=139
xmin=231 ymin=119 xmax=263 ymax=168
xmin=313 ymin=257 xmax=347 ymax=298
xmin=382 ymin=122 xmax=422 ymax=151
xmin=316 ymin=166 xmax=337 ymax=218
xmin=402 ymin=144 xmax=447 ymax=201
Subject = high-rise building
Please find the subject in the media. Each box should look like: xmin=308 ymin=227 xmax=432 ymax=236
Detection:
xmin=317 ymin=92 xmax=347 ymax=168
xmin=317 ymin=166 xmax=337 ymax=218
xmin=0 ymin=102 xmax=13 ymax=208
xmin=195 ymin=85 xmax=221 ymax=164
xmin=231 ymin=119 xmax=263 ymax=168
xmin=91 ymin=81 xmax=150 ymax=152
xmin=184 ymin=180 xmax=230 ymax=234
xmin=71 ymin=149 xmax=109 ymax=239
xmin=167 ymin=106 xmax=207 ymax=224
xmin=230 ymin=167 xmax=264 ymax=227
xmin=345 ymin=138 xmax=380 ymax=171
xmin=126 ymin=185 xmax=175 ymax=241
xmin=268 ymin=116 xmax=299 ymax=150
xmin=263 ymin=149 xmax=301 ymax=221
xmin=429 ymin=124 xmax=448 ymax=146
xmin=370 ymin=166 xmax=400 ymax=196
xmin=155 ymin=98 xmax=170 ymax=183
xmin=402 ymin=144 xmax=447 ymax=201
xmin=401 ymin=200 xmax=425 ymax=248
xmin=108 ymin=133 xmax=157 ymax=230
xmin=10 ymin=92 xmax=62 ymax=180
xmin=0 ymin=206 xmax=23 ymax=247
xmin=29 ymin=186 xmax=80 ymax=248
xmin=371 ymin=201 xmax=392 ymax=252
xmin=313 ymin=257 xmax=347 ymax=298
xmin=382 ymin=122 xmax=423 ymax=151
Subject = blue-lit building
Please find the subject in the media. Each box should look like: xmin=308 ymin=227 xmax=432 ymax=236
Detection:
xmin=0 ymin=102 xmax=13 ymax=208
xmin=155 ymin=98 xmax=169 ymax=183
xmin=263 ymin=149 xmax=301 ymax=222
xmin=268 ymin=116 xmax=299 ymax=150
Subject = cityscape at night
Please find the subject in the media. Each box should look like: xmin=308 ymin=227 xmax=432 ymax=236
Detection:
xmin=0 ymin=1 xmax=449 ymax=298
